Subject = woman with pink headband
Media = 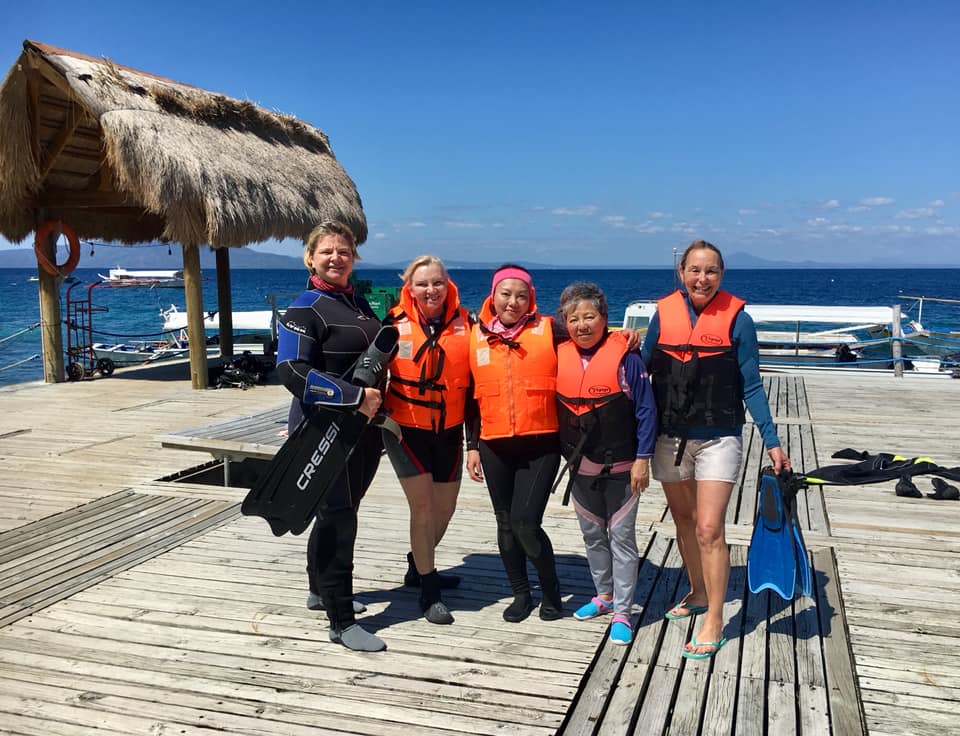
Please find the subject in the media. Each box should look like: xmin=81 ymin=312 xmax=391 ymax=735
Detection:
xmin=465 ymin=264 xmax=565 ymax=622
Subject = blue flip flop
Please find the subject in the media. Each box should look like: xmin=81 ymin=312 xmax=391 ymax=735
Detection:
xmin=681 ymin=636 xmax=728 ymax=660
xmin=664 ymin=601 xmax=708 ymax=620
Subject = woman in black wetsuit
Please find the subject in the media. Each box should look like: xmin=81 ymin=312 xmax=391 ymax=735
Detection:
xmin=275 ymin=220 xmax=386 ymax=652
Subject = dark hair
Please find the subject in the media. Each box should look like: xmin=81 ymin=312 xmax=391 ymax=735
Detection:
xmin=679 ymin=239 xmax=724 ymax=270
xmin=558 ymin=281 xmax=608 ymax=321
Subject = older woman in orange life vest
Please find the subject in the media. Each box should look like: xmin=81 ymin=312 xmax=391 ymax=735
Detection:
xmin=382 ymin=256 xmax=471 ymax=626
xmin=642 ymin=240 xmax=791 ymax=660
xmin=556 ymin=282 xmax=657 ymax=647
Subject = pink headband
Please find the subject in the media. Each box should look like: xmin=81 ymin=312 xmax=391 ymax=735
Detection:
xmin=491 ymin=267 xmax=532 ymax=295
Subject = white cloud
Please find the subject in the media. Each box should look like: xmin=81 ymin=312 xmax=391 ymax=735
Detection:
xmin=648 ymin=211 xmax=671 ymax=219
xmin=924 ymin=225 xmax=959 ymax=235
xmin=373 ymin=232 xmax=387 ymax=240
xmin=551 ymin=205 xmax=599 ymax=216
xmin=633 ymin=222 xmax=665 ymax=233
xmin=847 ymin=205 xmax=870 ymax=213
xmin=859 ymin=196 xmax=895 ymax=206
xmin=896 ymin=208 xmax=936 ymax=219
xmin=828 ymin=224 xmax=863 ymax=233
xmin=929 ymin=199 xmax=945 ymax=207
xmin=443 ymin=221 xmax=483 ymax=229
xmin=806 ymin=217 xmax=830 ymax=226
xmin=820 ymin=199 xmax=841 ymax=209
xmin=737 ymin=209 xmax=757 ymax=216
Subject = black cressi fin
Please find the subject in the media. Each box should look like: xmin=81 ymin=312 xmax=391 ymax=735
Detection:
xmin=748 ymin=467 xmax=796 ymax=600
xmin=241 ymin=326 xmax=400 ymax=536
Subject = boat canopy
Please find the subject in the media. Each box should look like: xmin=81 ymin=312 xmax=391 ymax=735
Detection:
xmin=623 ymin=302 xmax=905 ymax=328
xmin=162 ymin=307 xmax=275 ymax=332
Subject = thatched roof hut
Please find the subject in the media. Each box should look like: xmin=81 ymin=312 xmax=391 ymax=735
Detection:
xmin=0 ymin=39 xmax=367 ymax=247
xmin=0 ymin=39 xmax=369 ymax=388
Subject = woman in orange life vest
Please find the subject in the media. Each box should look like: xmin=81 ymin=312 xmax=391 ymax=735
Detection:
xmin=382 ymin=256 xmax=471 ymax=625
xmin=465 ymin=264 xmax=567 ymax=623
xmin=641 ymin=240 xmax=791 ymax=660
xmin=556 ymin=282 xmax=657 ymax=646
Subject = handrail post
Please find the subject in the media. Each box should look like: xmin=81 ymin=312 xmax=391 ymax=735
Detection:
xmin=892 ymin=304 xmax=903 ymax=378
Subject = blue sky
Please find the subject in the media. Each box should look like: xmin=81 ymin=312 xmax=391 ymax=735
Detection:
xmin=3 ymin=1 xmax=959 ymax=266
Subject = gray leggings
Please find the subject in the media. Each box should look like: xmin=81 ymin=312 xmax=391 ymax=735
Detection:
xmin=570 ymin=471 xmax=639 ymax=615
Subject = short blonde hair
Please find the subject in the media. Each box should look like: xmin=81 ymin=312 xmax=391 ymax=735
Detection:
xmin=400 ymin=254 xmax=448 ymax=284
xmin=303 ymin=221 xmax=359 ymax=272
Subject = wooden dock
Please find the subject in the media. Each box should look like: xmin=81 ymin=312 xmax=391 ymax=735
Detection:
xmin=0 ymin=361 xmax=958 ymax=735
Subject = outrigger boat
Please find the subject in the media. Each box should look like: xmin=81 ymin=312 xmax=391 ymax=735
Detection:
xmin=90 ymin=305 xmax=277 ymax=369
xmin=97 ymin=267 xmax=185 ymax=288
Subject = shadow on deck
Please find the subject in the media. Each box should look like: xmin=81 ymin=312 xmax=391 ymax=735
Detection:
xmin=558 ymin=375 xmax=867 ymax=735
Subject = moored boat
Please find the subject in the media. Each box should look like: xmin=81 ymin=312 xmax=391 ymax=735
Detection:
xmin=97 ymin=267 xmax=185 ymax=288
xmin=622 ymin=301 xmax=960 ymax=376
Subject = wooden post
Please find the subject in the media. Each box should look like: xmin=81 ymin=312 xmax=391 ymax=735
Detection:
xmin=215 ymin=247 xmax=234 ymax=359
xmin=891 ymin=304 xmax=903 ymax=378
xmin=182 ymin=244 xmax=208 ymax=389
xmin=37 ymin=224 xmax=65 ymax=383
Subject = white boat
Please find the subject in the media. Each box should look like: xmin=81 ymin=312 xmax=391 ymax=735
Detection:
xmin=90 ymin=305 xmax=278 ymax=369
xmin=97 ymin=267 xmax=185 ymax=288
xmin=622 ymin=301 xmax=960 ymax=375
xmin=91 ymin=340 xmax=189 ymax=367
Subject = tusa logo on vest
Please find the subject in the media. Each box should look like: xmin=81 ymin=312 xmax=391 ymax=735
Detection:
xmin=699 ymin=333 xmax=724 ymax=346
xmin=296 ymin=422 xmax=341 ymax=490
xmin=588 ymin=385 xmax=612 ymax=396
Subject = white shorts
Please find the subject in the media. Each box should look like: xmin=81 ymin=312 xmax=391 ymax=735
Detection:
xmin=651 ymin=435 xmax=743 ymax=484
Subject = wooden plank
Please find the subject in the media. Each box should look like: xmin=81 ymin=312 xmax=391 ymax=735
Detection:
xmin=698 ymin=544 xmax=749 ymax=736
xmin=558 ymin=533 xmax=668 ymax=735
xmin=814 ymin=547 xmax=868 ymax=735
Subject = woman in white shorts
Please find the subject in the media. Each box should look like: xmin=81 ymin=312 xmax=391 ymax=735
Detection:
xmin=641 ymin=240 xmax=790 ymax=660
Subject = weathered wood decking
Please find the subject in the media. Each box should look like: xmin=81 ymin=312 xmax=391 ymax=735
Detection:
xmin=0 ymin=362 xmax=958 ymax=735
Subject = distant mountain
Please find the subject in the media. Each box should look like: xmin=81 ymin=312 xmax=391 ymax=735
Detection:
xmin=0 ymin=245 xmax=304 ymax=270
xmin=0 ymin=246 xmax=568 ymax=271
xmin=0 ymin=246 xmax=948 ymax=270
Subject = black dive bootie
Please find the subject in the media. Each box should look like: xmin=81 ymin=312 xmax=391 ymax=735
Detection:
xmin=419 ymin=570 xmax=454 ymax=625
xmin=503 ymin=592 xmax=536 ymax=623
xmin=404 ymin=551 xmax=461 ymax=589
xmin=539 ymin=577 xmax=564 ymax=621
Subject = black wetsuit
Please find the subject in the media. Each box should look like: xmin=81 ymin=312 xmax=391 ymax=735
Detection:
xmin=276 ymin=284 xmax=382 ymax=631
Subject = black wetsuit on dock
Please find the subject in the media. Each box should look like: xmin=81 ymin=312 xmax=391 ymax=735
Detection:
xmin=803 ymin=448 xmax=960 ymax=485
xmin=276 ymin=284 xmax=382 ymax=632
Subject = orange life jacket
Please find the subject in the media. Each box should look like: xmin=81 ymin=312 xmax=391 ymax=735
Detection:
xmin=655 ymin=289 xmax=745 ymax=360
xmin=469 ymin=296 xmax=558 ymax=440
xmin=649 ymin=289 xmax=746 ymax=433
xmin=556 ymin=331 xmax=637 ymax=465
xmin=384 ymin=278 xmax=471 ymax=432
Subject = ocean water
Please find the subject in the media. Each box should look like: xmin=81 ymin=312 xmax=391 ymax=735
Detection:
xmin=2 ymin=267 xmax=958 ymax=386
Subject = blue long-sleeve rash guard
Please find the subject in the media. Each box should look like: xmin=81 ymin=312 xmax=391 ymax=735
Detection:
xmin=640 ymin=296 xmax=781 ymax=450
xmin=622 ymin=351 xmax=658 ymax=458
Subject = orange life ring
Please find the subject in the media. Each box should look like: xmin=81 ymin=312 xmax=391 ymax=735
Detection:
xmin=34 ymin=220 xmax=81 ymax=277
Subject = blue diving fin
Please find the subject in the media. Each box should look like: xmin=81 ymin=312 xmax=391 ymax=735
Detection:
xmin=790 ymin=512 xmax=813 ymax=598
xmin=748 ymin=468 xmax=796 ymax=600
xmin=241 ymin=325 xmax=399 ymax=536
